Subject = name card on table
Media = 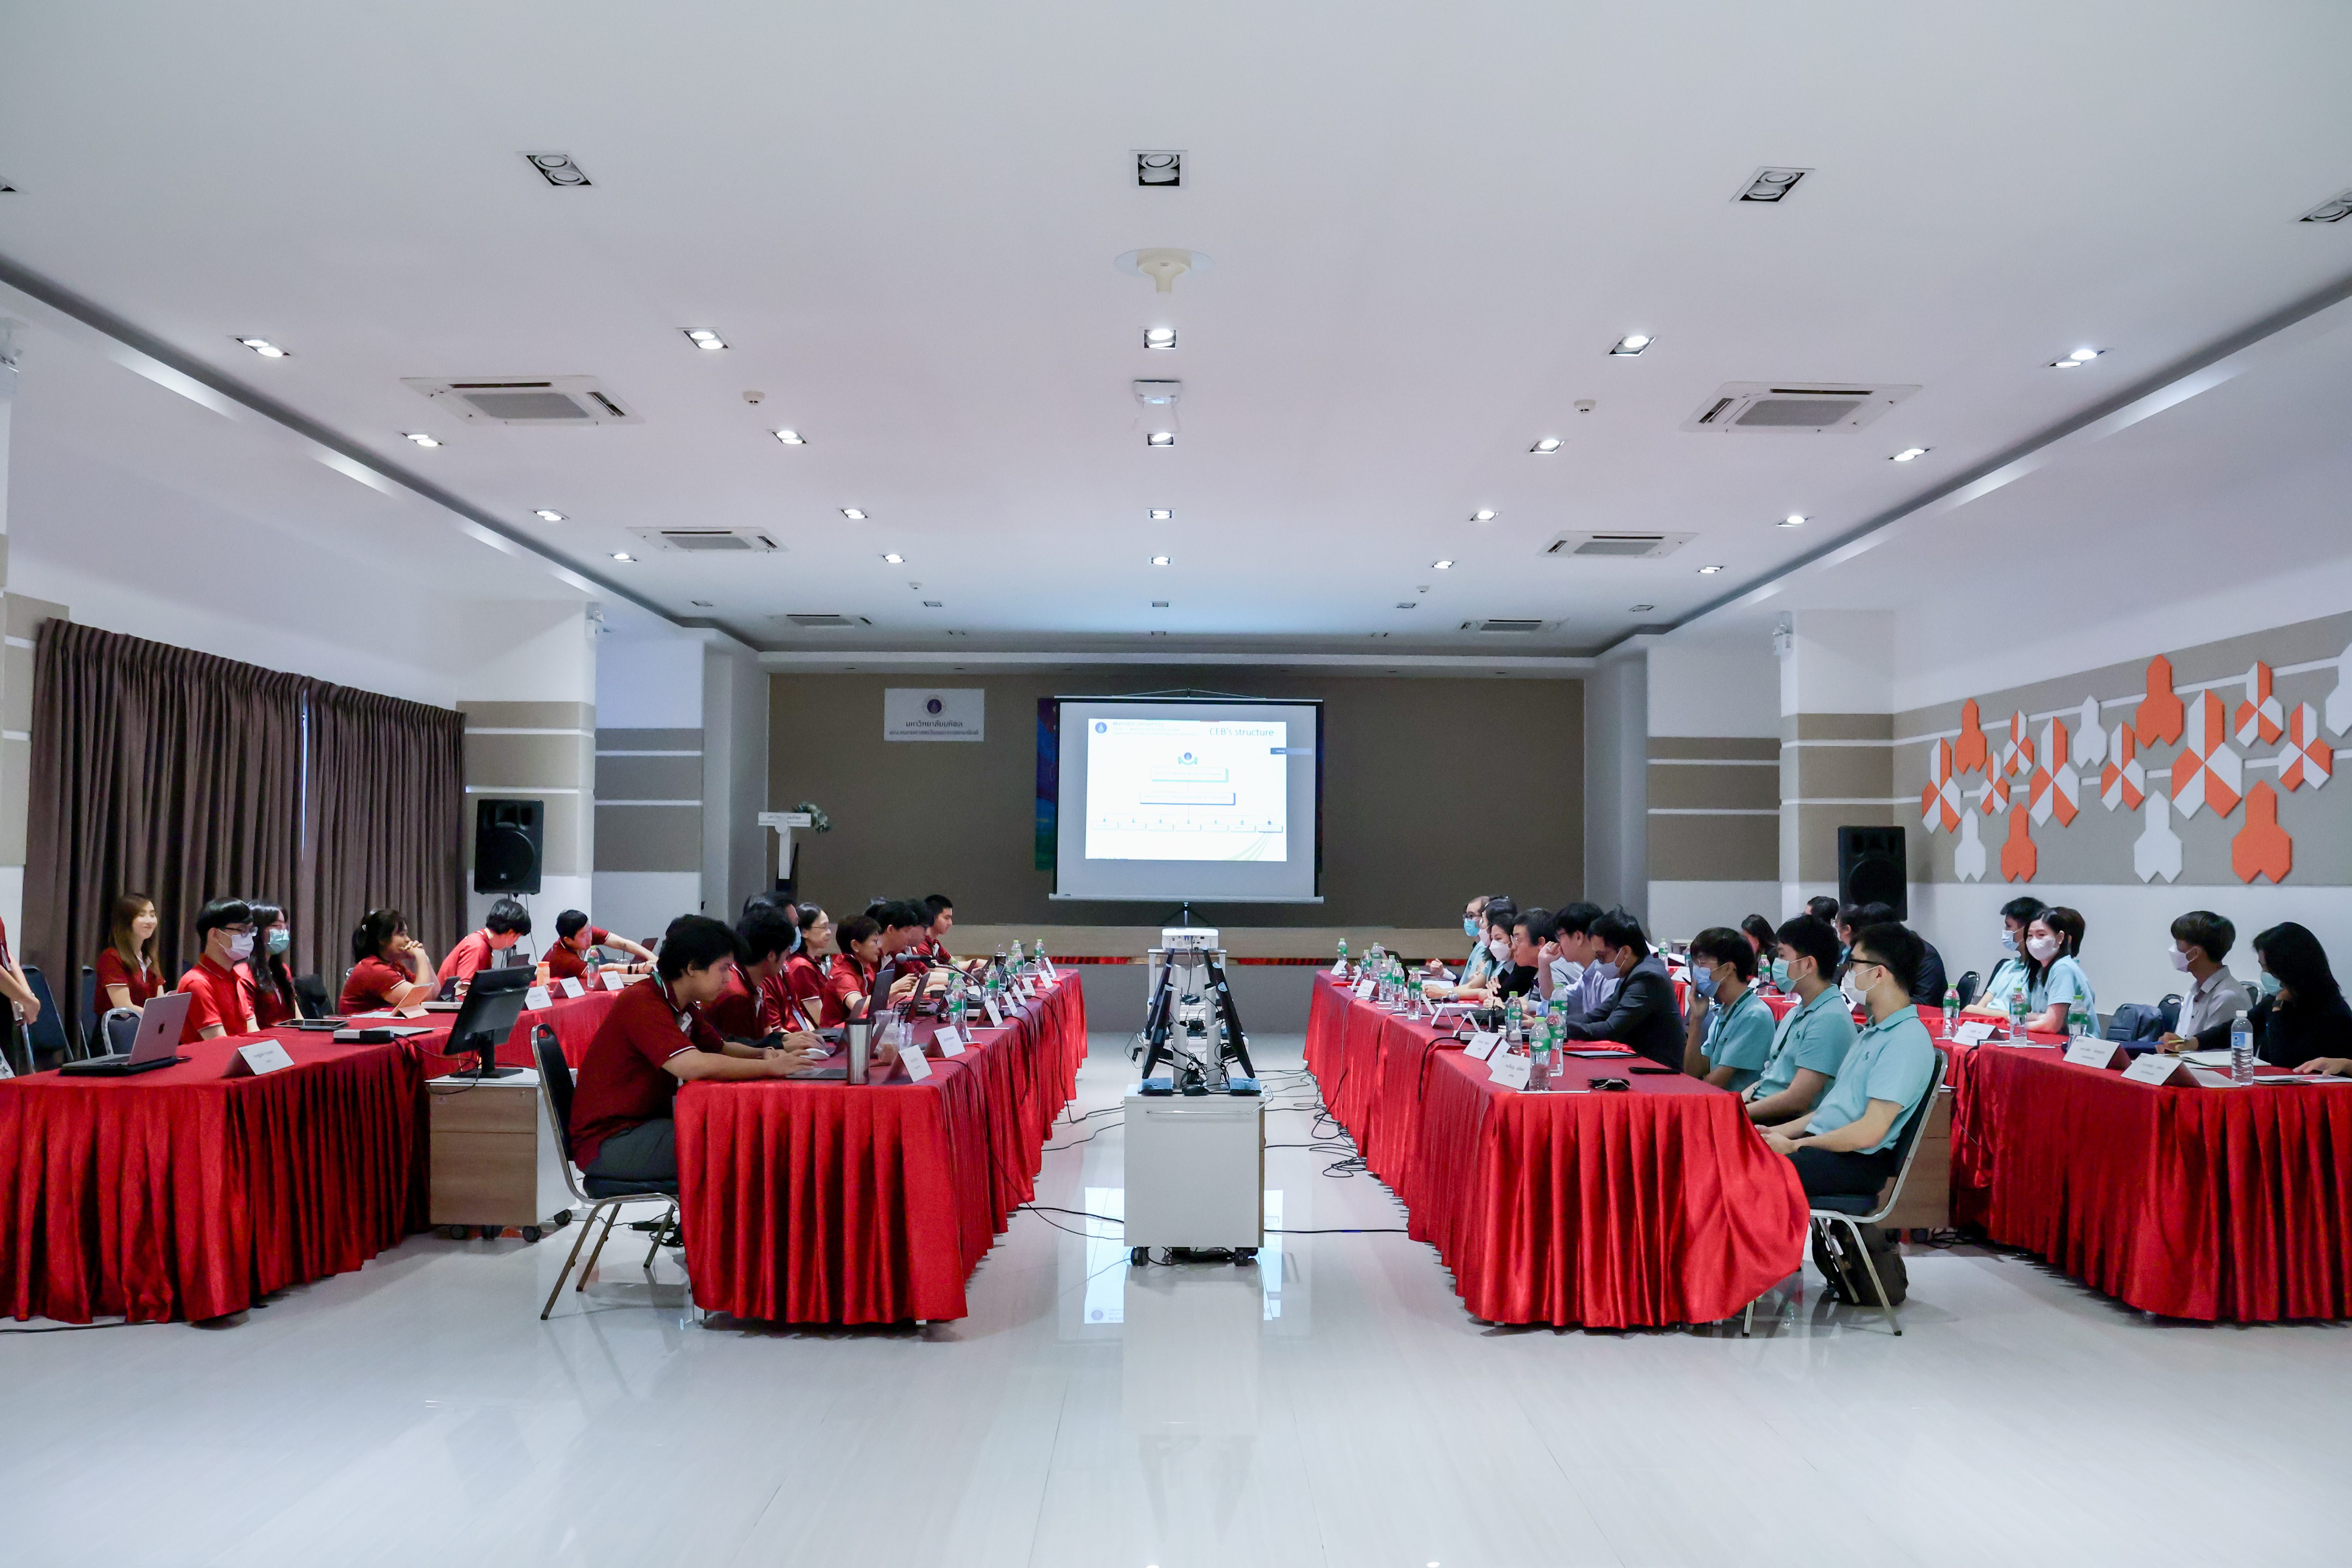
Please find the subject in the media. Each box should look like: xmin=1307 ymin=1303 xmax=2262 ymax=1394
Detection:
xmin=525 ymin=985 xmax=553 ymax=1011
xmin=1487 ymin=1049 xmax=1532 ymax=1091
xmin=1353 ymin=981 xmax=1373 ymax=1000
xmin=559 ymin=978 xmax=585 ymax=1000
xmin=984 ymin=995 xmax=1004 ymax=1028
xmin=898 ymin=1040 xmax=933 ymax=1081
xmin=1463 ymin=1031 xmax=1502 ymax=1061
xmin=1040 ymin=955 xmax=1057 ymax=979
xmin=228 ymin=1039 xmax=297 ymax=1077
xmin=2064 ymin=1039 xmax=2120 ymax=1070
xmin=934 ymin=1024 xmax=966 ymax=1056
xmin=1951 ymin=1021 xmax=1996 ymax=1046
xmin=2122 ymin=1052 xmax=2197 ymax=1087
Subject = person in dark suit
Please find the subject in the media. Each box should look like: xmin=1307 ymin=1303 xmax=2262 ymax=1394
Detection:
xmin=1559 ymin=909 xmax=1685 ymax=1068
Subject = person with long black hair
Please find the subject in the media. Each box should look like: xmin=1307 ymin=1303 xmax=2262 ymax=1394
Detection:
xmin=96 ymin=891 xmax=166 ymax=1013
xmin=341 ymin=908 xmax=438 ymax=1013
xmin=2243 ymin=922 xmax=2352 ymax=1069
xmin=244 ymin=901 xmax=300 ymax=1027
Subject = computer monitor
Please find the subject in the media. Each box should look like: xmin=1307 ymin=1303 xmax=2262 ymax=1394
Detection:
xmin=446 ymin=965 xmax=534 ymax=1079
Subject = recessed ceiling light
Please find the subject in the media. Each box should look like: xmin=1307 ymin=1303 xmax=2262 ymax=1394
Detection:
xmin=1151 ymin=599 xmax=1170 ymax=607
xmin=883 ymin=552 xmax=904 ymax=564
xmin=1697 ymin=564 xmax=1724 ymax=574
xmin=1779 ymin=514 xmax=1806 ymax=528
xmin=1147 ymin=432 xmax=1176 ymax=447
xmin=1630 ymin=604 xmax=1654 ymax=612
xmin=922 ymin=600 xmax=943 ymax=608
xmin=1471 ymin=509 xmax=1495 ymax=522
xmin=1735 ymin=167 xmax=1810 ymax=203
xmin=1144 ymin=327 xmax=1177 ymax=350
xmin=1396 ymin=601 xmax=1417 ymax=609
xmin=1891 ymin=446 xmax=1929 ymax=461
xmin=524 ymin=151 xmax=591 ymax=187
xmin=1608 ymin=334 xmax=1652 ymax=357
xmin=2299 ymin=189 xmax=2352 ymax=223
xmin=403 ymin=432 xmax=441 ymax=447
xmin=611 ymin=551 xmax=633 ymax=562
xmin=534 ymin=509 xmax=565 ymax=523
xmin=773 ymin=429 xmax=806 ymax=445
xmin=236 ymin=337 xmax=289 ymax=358
xmin=1150 ymin=555 xmax=1171 ymax=566
xmin=1531 ymin=437 xmax=1561 ymax=454
xmin=841 ymin=508 xmax=867 ymax=520
xmin=1149 ymin=508 xmax=1172 ymax=520
xmin=1432 ymin=559 xmax=1454 ymax=569
xmin=685 ymin=329 xmax=728 ymax=351
xmin=2068 ymin=348 xmax=2101 ymax=361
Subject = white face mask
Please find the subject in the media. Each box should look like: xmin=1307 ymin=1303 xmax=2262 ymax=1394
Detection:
xmin=2167 ymin=946 xmax=2192 ymax=973
xmin=2026 ymin=934 xmax=2059 ymax=963
xmin=1488 ymin=937 xmax=1510 ymax=961
xmin=226 ymin=931 xmax=256 ymax=963
xmin=2000 ymin=928 xmax=2020 ymax=953
xmin=1840 ymin=977 xmax=1867 ymax=1008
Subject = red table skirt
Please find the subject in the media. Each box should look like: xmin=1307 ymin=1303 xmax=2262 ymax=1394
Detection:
xmin=0 ymin=1027 xmax=447 ymax=1323
xmin=1309 ymin=976 xmax=1807 ymax=1327
xmin=499 ymin=987 xmax=620 ymax=1068
xmin=678 ymin=974 xmax=1088 ymax=1324
xmin=1947 ymin=1043 xmax=2352 ymax=1321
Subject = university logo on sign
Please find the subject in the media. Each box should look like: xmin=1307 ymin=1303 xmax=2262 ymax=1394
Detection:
xmin=883 ymin=688 xmax=985 ymax=742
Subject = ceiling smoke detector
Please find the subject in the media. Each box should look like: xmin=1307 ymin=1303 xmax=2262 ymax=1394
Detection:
xmin=630 ymin=528 xmax=782 ymax=553
xmin=1735 ymin=167 xmax=1811 ymax=203
xmin=1135 ymin=151 xmax=1182 ymax=187
xmin=1544 ymin=531 xmax=1693 ymax=559
xmin=1116 ymin=248 xmax=1213 ymax=294
xmin=1682 ymin=381 xmax=1918 ymax=434
xmin=523 ymin=152 xmax=591 ymax=187
xmin=403 ymin=376 xmax=639 ymax=425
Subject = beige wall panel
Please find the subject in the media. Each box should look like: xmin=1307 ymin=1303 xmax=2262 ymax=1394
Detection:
xmin=1649 ymin=736 xmax=1779 ymax=762
xmin=595 ymin=804 xmax=704 ymax=873
xmin=1647 ymin=762 xmax=1781 ymax=811
xmin=463 ymin=732 xmax=589 ymax=791
xmin=1648 ymin=813 xmax=1779 ymax=881
xmin=459 ymin=700 xmax=594 ymax=732
xmin=598 ymin=754 xmax=702 ymax=800
xmin=598 ymin=727 xmax=704 ymax=753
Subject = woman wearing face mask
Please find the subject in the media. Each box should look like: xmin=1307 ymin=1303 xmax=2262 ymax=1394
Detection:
xmin=96 ymin=892 xmax=166 ymax=1013
xmin=1965 ymin=898 xmax=2047 ymax=1017
xmin=243 ymin=901 xmax=300 ymax=1027
xmin=1442 ymin=904 xmax=1520 ymax=1003
xmin=2242 ymin=922 xmax=2352 ymax=1070
xmin=2017 ymin=907 xmax=2094 ymax=1035
xmin=178 ymin=897 xmax=261 ymax=1042
xmin=1682 ymin=927 xmax=1775 ymax=1089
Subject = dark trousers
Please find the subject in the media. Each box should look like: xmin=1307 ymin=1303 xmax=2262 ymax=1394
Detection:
xmin=584 ymin=1117 xmax=678 ymax=1184
xmin=1791 ymin=1143 xmax=1901 ymax=1201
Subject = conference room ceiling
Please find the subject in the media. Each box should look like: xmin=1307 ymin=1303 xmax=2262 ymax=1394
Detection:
xmin=3 ymin=2 xmax=2350 ymax=658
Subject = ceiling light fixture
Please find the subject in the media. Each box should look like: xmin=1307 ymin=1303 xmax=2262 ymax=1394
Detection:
xmin=1735 ymin=167 xmax=1811 ymax=203
xmin=1530 ymin=437 xmax=1561 ymax=454
xmin=1471 ymin=509 xmax=1496 ymax=522
xmin=1780 ymin=514 xmax=1806 ymax=528
xmin=1630 ymin=604 xmax=1654 ymax=612
xmin=840 ymin=507 xmax=867 ymax=520
xmin=1144 ymin=327 xmax=1176 ymax=350
xmin=922 ymin=600 xmax=943 ymax=608
xmin=1149 ymin=508 xmax=1172 ymax=520
xmin=1396 ymin=602 xmax=1417 ymax=609
xmin=690 ymin=600 xmax=714 ymax=608
xmin=524 ymin=151 xmax=590 ymax=187
xmin=772 ymin=428 xmax=806 ymax=445
xmin=2051 ymin=347 xmax=2102 ymax=367
xmin=1146 ymin=431 xmax=1176 ymax=447
xmin=237 ymin=337 xmax=289 ymax=358
xmin=1890 ymin=446 xmax=1929 ymax=461
xmin=685 ymin=330 xmax=728 ymax=351
xmin=534 ymin=508 xmax=565 ymax=522
xmin=1608 ymin=334 xmax=1652 ymax=357
xmin=611 ymin=551 xmax=633 ymax=562
xmin=1697 ymin=564 xmax=1724 ymax=574
xmin=1152 ymin=599 xmax=1170 ymax=608
xmin=403 ymin=432 xmax=440 ymax=447
xmin=2299 ymin=189 xmax=2352 ymax=223
xmin=1150 ymin=555 xmax=1171 ymax=566
xmin=883 ymin=552 xmax=904 ymax=564
xmin=1433 ymin=559 xmax=1454 ymax=569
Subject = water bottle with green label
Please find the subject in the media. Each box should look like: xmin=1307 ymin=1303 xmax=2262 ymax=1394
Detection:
xmin=2068 ymin=1003 xmax=2092 ymax=1044
xmin=2009 ymin=982 xmax=2031 ymax=1040
xmin=1336 ymin=938 xmax=1348 ymax=976
xmin=1942 ymin=983 xmax=1961 ymax=1036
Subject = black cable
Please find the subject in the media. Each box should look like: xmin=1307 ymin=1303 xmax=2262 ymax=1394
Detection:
xmin=1267 ymin=1226 xmax=1411 ymax=1235
xmin=0 ymin=1319 xmax=146 ymax=1334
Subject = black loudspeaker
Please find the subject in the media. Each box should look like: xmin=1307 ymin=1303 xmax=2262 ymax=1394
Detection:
xmin=1837 ymin=825 xmax=1907 ymax=920
xmin=473 ymin=799 xmax=544 ymax=895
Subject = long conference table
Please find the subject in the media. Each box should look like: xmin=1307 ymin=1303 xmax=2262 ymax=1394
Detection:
xmin=0 ymin=971 xmax=1088 ymax=1326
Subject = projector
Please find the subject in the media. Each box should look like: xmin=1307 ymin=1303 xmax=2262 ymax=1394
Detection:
xmin=1161 ymin=926 xmax=1218 ymax=952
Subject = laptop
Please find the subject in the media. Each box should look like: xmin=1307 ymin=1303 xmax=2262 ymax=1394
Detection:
xmin=60 ymin=991 xmax=196 ymax=1076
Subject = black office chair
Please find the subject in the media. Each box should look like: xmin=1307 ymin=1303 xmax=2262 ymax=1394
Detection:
xmin=1953 ymin=970 xmax=1980 ymax=1009
xmin=101 ymin=1008 xmax=142 ymax=1056
xmin=20 ymin=966 xmax=73 ymax=1073
xmin=294 ymin=974 xmax=331 ymax=1019
xmin=79 ymin=966 xmax=100 ymax=1057
xmin=534 ymin=1024 xmax=681 ymax=1319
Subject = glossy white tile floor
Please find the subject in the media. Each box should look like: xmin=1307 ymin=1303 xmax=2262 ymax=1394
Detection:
xmin=9 ymin=1033 xmax=2352 ymax=1568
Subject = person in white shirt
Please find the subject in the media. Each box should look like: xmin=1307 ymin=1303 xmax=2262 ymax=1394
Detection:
xmin=2160 ymin=909 xmax=2252 ymax=1050
xmin=1541 ymin=901 xmax=1618 ymax=1020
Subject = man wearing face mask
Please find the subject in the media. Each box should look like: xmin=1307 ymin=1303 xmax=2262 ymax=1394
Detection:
xmin=178 ymin=897 xmax=261 ymax=1043
xmin=1965 ymin=897 xmax=2047 ymax=1017
xmin=1540 ymin=902 xmax=1618 ymax=1018
xmin=1762 ymin=923 xmax=1940 ymax=1300
xmin=1558 ymin=909 xmax=1684 ymax=1067
xmin=1838 ymin=902 xmax=1947 ymax=1009
xmin=2158 ymin=911 xmax=2251 ymax=1051
xmin=1681 ymin=927 xmax=1775 ymax=1089
xmin=1435 ymin=901 xmax=1516 ymax=1002
xmin=1744 ymin=916 xmax=1858 ymax=1123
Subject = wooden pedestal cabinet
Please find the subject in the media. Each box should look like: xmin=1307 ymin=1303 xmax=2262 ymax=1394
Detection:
xmin=427 ymin=1070 xmax=574 ymax=1238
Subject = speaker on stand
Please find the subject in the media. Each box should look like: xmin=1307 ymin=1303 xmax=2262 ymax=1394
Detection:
xmin=1837 ymin=825 xmax=1907 ymax=920
xmin=473 ymin=799 xmax=544 ymax=895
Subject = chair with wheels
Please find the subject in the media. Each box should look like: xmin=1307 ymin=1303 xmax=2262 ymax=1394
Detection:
xmin=533 ymin=1024 xmax=681 ymax=1319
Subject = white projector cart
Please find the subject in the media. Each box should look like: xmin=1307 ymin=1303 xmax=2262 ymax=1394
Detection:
xmin=1124 ymin=924 xmax=1265 ymax=1265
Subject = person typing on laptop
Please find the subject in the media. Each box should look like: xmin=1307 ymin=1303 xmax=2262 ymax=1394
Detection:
xmin=178 ymin=898 xmax=260 ymax=1043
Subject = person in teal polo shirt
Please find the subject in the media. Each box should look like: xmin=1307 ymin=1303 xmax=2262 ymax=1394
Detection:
xmin=1742 ymin=915 xmax=1857 ymax=1123
xmin=1762 ymin=923 xmax=1940 ymax=1194
xmin=1682 ymin=927 xmax=1775 ymax=1091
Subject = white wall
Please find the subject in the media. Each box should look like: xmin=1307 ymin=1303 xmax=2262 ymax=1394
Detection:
xmin=1582 ymin=652 xmax=1648 ymax=919
xmin=593 ymin=626 xmax=709 ymax=940
xmin=1648 ymin=638 xmax=1779 ymax=739
xmin=701 ymin=638 xmax=771 ymax=922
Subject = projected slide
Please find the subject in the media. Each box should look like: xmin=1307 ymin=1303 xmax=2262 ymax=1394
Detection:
xmin=1084 ymin=716 xmax=1289 ymax=862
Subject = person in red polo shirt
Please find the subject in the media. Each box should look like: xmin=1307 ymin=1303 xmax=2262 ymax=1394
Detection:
xmin=96 ymin=892 xmax=166 ymax=1013
xmin=913 ymin=894 xmax=956 ymax=962
xmin=439 ymin=897 xmax=533 ymax=986
xmin=178 ymin=898 xmax=260 ymax=1043
xmin=342 ymin=908 xmax=439 ymax=1013
xmin=768 ymin=904 xmax=832 ymax=1034
xmin=703 ymin=907 xmax=820 ymax=1044
xmin=566 ymin=915 xmax=815 ymax=1184
xmin=820 ymin=914 xmax=883 ymax=1027
xmin=245 ymin=901 xmax=301 ymax=1027
xmin=545 ymin=909 xmax=655 ymax=983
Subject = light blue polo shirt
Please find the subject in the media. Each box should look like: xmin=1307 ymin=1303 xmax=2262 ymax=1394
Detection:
xmin=1980 ymin=956 xmax=2029 ymax=1010
xmin=2029 ymin=956 xmax=2096 ymax=1026
xmin=1806 ymin=1004 xmax=1938 ymax=1154
xmin=1747 ymin=986 xmax=1857 ymax=1111
xmin=1700 ymin=985 xmax=1775 ymax=1092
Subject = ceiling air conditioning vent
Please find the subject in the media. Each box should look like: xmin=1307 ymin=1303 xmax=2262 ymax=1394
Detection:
xmin=1681 ymin=381 xmax=1917 ymax=434
xmin=781 ymin=613 xmax=871 ymax=628
xmin=401 ymin=376 xmax=641 ymax=425
xmin=1463 ymin=618 xmax=1546 ymax=633
xmin=1544 ymin=531 xmax=1693 ymax=559
xmin=630 ymin=528 xmax=782 ymax=553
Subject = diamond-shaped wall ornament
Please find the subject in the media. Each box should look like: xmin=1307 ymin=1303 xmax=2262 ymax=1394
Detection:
xmin=2234 ymin=662 xmax=2284 ymax=747
xmin=2173 ymin=690 xmax=2243 ymax=818
xmin=1999 ymin=711 xmax=2035 ymax=778
xmin=2072 ymin=696 xmax=2108 ymax=769
xmin=2100 ymin=723 xmax=2145 ymax=811
xmin=2279 ymin=703 xmax=2332 ymax=792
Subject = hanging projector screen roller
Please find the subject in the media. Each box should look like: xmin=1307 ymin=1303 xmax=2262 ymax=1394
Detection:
xmin=1053 ymin=697 xmax=1322 ymax=903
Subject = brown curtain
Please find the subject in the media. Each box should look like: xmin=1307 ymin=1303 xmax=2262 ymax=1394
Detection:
xmin=24 ymin=622 xmax=307 ymax=1015
xmin=296 ymin=684 xmax=465 ymax=990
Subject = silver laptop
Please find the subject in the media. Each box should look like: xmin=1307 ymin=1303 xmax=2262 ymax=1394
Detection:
xmin=60 ymin=990 xmax=196 ymax=1076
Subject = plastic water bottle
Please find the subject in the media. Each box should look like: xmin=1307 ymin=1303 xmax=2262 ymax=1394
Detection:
xmin=2009 ymin=984 xmax=2030 ymax=1041
xmin=1942 ymin=983 xmax=1960 ymax=1037
xmin=2230 ymin=1018 xmax=2256 ymax=1085
xmin=1528 ymin=1027 xmax=1553 ymax=1093
xmin=1336 ymin=938 xmax=1348 ymax=977
xmin=2068 ymin=1004 xmax=2092 ymax=1045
